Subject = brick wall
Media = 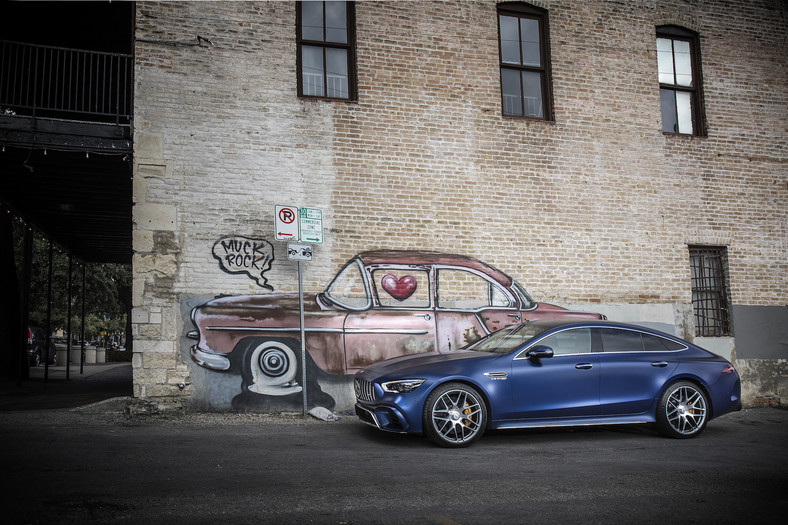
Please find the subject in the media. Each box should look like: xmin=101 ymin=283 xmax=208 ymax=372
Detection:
xmin=132 ymin=0 xmax=787 ymax=410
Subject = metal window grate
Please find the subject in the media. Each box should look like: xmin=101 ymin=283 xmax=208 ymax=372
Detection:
xmin=689 ymin=246 xmax=731 ymax=337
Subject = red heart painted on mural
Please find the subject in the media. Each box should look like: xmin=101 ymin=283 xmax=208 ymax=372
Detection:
xmin=381 ymin=274 xmax=417 ymax=301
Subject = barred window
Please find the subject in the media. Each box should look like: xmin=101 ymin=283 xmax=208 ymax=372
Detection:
xmin=657 ymin=26 xmax=705 ymax=135
xmin=689 ymin=246 xmax=731 ymax=336
xmin=498 ymin=2 xmax=553 ymax=120
xmin=297 ymin=1 xmax=356 ymax=101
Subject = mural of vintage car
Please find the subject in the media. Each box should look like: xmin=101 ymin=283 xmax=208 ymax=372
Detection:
xmin=187 ymin=250 xmax=604 ymax=401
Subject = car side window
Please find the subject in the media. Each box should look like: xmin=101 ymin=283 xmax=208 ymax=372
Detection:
xmin=643 ymin=333 xmax=686 ymax=351
xmin=599 ymin=328 xmax=644 ymax=352
xmin=372 ymin=269 xmax=430 ymax=308
xmin=324 ymin=260 xmax=370 ymax=309
xmin=535 ymin=328 xmax=592 ymax=355
xmin=437 ymin=269 xmax=511 ymax=309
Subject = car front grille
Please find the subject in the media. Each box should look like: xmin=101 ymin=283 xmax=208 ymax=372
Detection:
xmin=354 ymin=378 xmax=376 ymax=402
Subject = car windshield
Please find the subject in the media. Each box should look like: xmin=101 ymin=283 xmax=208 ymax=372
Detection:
xmin=468 ymin=323 xmax=551 ymax=354
xmin=322 ymin=259 xmax=371 ymax=310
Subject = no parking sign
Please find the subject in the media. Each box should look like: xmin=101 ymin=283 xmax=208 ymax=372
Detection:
xmin=274 ymin=205 xmax=299 ymax=240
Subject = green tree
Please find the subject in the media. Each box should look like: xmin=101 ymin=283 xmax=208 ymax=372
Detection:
xmin=12 ymin=219 xmax=130 ymax=346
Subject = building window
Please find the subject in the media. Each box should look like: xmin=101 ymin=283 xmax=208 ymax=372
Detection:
xmin=297 ymin=1 xmax=356 ymax=100
xmin=689 ymin=246 xmax=731 ymax=337
xmin=657 ymin=26 xmax=705 ymax=135
xmin=497 ymin=3 xmax=552 ymax=120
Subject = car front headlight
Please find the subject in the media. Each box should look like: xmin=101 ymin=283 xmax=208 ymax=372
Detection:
xmin=381 ymin=379 xmax=425 ymax=394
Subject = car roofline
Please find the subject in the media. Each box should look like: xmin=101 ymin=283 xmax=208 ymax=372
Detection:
xmin=357 ymin=250 xmax=513 ymax=287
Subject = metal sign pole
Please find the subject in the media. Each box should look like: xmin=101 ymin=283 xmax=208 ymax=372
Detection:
xmin=298 ymin=259 xmax=307 ymax=417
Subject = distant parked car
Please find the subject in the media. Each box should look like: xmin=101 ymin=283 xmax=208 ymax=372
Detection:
xmin=188 ymin=250 xmax=605 ymax=397
xmin=355 ymin=319 xmax=742 ymax=447
xmin=26 ymin=326 xmax=52 ymax=366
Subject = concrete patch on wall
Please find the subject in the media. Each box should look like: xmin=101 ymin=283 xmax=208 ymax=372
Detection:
xmin=694 ymin=336 xmax=736 ymax=363
xmin=738 ymin=358 xmax=788 ymax=407
xmin=563 ymin=303 xmax=683 ymax=336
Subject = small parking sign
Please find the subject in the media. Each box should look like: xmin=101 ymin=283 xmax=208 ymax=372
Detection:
xmin=299 ymin=208 xmax=323 ymax=244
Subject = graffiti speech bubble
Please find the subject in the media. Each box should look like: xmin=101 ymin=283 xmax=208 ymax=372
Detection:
xmin=212 ymin=236 xmax=275 ymax=291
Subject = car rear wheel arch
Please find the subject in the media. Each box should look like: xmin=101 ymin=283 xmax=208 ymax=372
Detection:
xmin=655 ymin=379 xmax=711 ymax=438
xmin=658 ymin=376 xmax=715 ymax=416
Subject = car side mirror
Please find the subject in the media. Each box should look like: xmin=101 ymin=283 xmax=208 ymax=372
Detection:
xmin=525 ymin=345 xmax=554 ymax=363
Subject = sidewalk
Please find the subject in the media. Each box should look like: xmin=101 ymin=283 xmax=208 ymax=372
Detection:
xmin=0 ymin=361 xmax=132 ymax=411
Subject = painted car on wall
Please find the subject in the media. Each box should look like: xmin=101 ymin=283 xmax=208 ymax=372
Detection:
xmin=187 ymin=250 xmax=604 ymax=400
xmin=355 ymin=319 xmax=742 ymax=447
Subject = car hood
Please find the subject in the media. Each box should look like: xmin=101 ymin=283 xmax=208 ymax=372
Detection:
xmin=362 ymin=350 xmax=501 ymax=377
xmin=193 ymin=292 xmax=342 ymax=328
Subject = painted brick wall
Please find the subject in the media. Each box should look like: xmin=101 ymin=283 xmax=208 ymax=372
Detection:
xmin=132 ymin=0 xmax=787 ymax=409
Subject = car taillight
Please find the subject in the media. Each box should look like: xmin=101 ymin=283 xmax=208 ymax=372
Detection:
xmin=27 ymin=329 xmax=32 ymax=345
xmin=721 ymin=364 xmax=736 ymax=374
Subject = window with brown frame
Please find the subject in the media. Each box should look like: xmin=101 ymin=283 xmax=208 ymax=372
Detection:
xmin=657 ymin=26 xmax=705 ymax=136
xmin=689 ymin=246 xmax=731 ymax=337
xmin=296 ymin=1 xmax=356 ymax=101
xmin=497 ymin=2 xmax=553 ymax=120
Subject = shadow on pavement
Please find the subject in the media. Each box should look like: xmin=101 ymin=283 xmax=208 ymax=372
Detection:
xmin=0 ymin=362 xmax=132 ymax=411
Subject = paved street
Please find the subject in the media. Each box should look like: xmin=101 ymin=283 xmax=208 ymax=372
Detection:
xmin=2 ymin=401 xmax=787 ymax=524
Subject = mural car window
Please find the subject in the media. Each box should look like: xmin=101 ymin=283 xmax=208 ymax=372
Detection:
xmin=437 ymin=268 xmax=511 ymax=309
xmin=323 ymin=259 xmax=370 ymax=309
xmin=372 ymin=269 xmax=430 ymax=308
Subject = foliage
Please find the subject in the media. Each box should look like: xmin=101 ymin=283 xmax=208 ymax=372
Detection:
xmin=12 ymin=219 xmax=130 ymax=341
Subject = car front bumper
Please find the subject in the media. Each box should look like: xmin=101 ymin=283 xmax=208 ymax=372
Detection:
xmin=190 ymin=345 xmax=231 ymax=371
xmin=355 ymin=402 xmax=412 ymax=433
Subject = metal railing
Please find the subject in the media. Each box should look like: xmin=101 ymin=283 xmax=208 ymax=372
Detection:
xmin=0 ymin=40 xmax=132 ymax=125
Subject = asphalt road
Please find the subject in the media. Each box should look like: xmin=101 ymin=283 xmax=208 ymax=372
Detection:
xmin=3 ymin=404 xmax=787 ymax=524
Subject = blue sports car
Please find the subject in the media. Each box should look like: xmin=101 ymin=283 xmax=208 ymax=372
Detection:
xmin=354 ymin=320 xmax=742 ymax=447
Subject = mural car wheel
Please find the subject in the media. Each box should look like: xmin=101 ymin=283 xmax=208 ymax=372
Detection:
xmin=246 ymin=340 xmax=302 ymax=396
xmin=423 ymin=382 xmax=487 ymax=448
xmin=655 ymin=381 xmax=708 ymax=438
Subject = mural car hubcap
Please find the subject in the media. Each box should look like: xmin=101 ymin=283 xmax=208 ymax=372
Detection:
xmin=247 ymin=341 xmax=301 ymax=395
xmin=260 ymin=347 xmax=289 ymax=377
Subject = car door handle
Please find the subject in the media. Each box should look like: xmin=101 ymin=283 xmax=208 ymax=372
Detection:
xmin=414 ymin=313 xmax=431 ymax=321
xmin=575 ymin=363 xmax=593 ymax=370
xmin=508 ymin=314 xmax=521 ymax=321
xmin=651 ymin=361 xmax=669 ymax=368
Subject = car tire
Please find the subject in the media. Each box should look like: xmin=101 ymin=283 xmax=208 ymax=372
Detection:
xmin=423 ymin=382 xmax=487 ymax=448
xmin=655 ymin=381 xmax=709 ymax=439
xmin=242 ymin=339 xmax=303 ymax=396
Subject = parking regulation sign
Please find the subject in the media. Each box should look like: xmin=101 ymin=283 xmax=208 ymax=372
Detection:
xmin=275 ymin=205 xmax=299 ymax=241
xmin=299 ymin=207 xmax=323 ymax=244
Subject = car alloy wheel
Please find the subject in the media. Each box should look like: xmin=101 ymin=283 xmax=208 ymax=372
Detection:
xmin=424 ymin=382 xmax=487 ymax=448
xmin=656 ymin=381 xmax=708 ymax=438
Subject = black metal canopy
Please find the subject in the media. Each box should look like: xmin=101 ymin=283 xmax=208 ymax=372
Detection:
xmin=1 ymin=145 xmax=133 ymax=264
xmin=0 ymin=1 xmax=134 ymax=265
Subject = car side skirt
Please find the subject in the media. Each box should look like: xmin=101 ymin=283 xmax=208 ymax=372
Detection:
xmin=492 ymin=415 xmax=654 ymax=430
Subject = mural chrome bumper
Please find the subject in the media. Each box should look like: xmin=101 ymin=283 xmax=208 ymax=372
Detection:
xmin=190 ymin=345 xmax=231 ymax=371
